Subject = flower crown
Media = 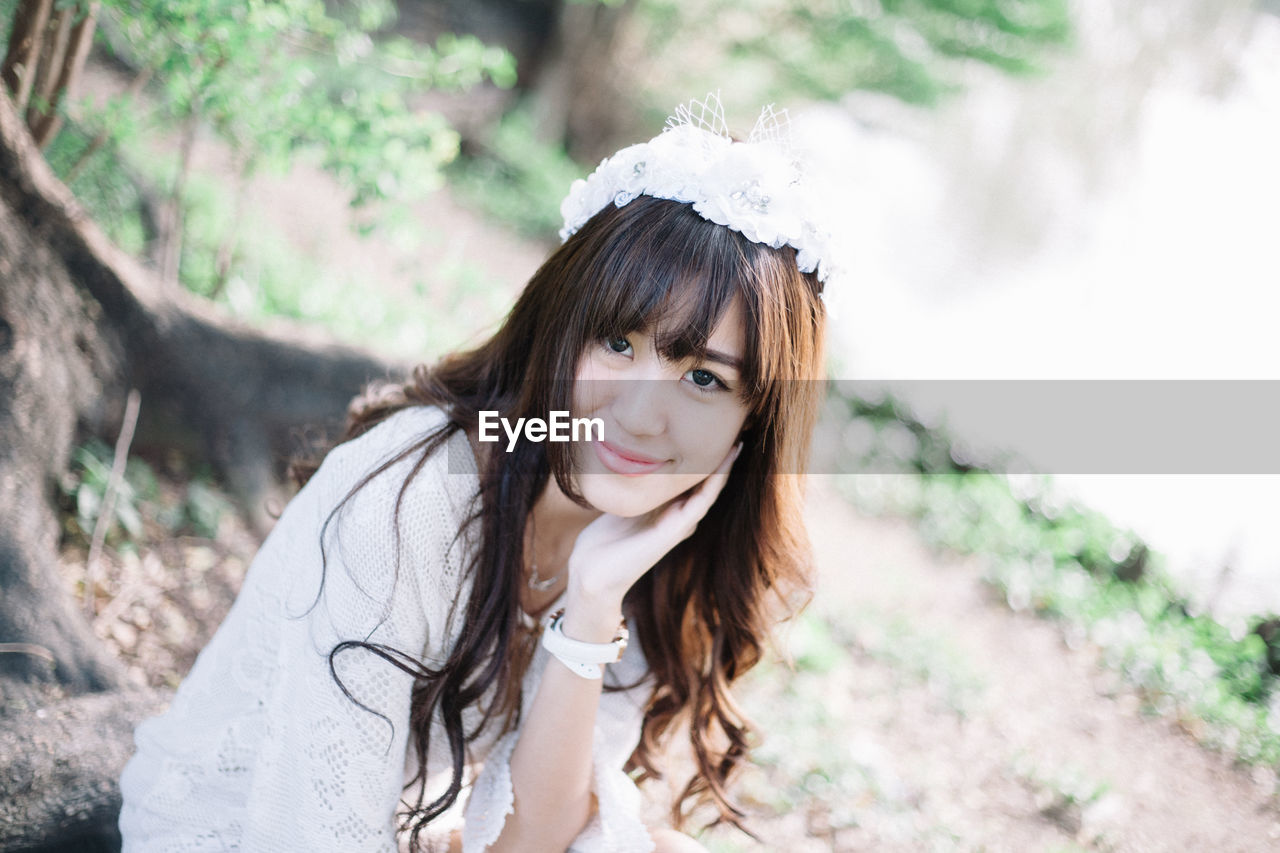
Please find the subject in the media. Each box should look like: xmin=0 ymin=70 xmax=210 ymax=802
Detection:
xmin=559 ymin=93 xmax=836 ymax=285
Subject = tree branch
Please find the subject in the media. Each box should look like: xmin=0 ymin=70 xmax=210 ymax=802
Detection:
xmin=84 ymin=388 xmax=142 ymax=616
xmin=0 ymin=0 xmax=54 ymax=114
xmin=26 ymin=3 xmax=73 ymax=134
xmin=30 ymin=1 xmax=99 ymax=148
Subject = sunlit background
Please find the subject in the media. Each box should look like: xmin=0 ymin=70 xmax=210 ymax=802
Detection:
xmin=801 ymin=0 xmax=1280 ymax=617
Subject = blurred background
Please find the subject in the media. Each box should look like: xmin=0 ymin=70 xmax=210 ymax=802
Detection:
xmin=3 ymin=0 xmax=1280 ymax=849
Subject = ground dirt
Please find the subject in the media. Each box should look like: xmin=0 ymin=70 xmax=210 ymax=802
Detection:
xmin=765 ymin=477 xmax=1280 ymax=852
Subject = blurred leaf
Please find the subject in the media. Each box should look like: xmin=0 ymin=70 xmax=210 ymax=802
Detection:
xmin=185 ymin=479 xmax=229 ymax=539
xmin=635 ymin=0 xmax=1070 ymax=116
xmin=788 ymin=612 xmax=845 ymax=673
xmin=448 ymin=107 xmax=586 ymax=239
xmin=66 ymin=0 xmax=513 ymax=296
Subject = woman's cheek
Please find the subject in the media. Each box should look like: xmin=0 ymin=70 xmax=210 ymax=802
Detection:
xmin=672 ymin=415 xmax=741 ymax=475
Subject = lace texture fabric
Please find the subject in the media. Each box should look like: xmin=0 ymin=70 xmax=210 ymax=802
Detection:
xmin=118 ymin=406 xmax=655 ymax=853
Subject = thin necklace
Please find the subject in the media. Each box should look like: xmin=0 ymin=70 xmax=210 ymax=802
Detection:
xmin=526 ymin=513 xmax=562 ymax=592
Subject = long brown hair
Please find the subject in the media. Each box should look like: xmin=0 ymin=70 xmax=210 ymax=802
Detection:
xmin=301 ymin=195 xmax=827 ymax=846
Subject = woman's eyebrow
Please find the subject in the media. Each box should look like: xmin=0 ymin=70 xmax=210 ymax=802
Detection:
xmin=702 ymin=349 xmax=743 ymax=371
xmin=653 ymin=336 xmax=743 ymax=371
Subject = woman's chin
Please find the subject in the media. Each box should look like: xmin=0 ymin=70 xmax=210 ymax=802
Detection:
xmin=577 ymin=482 xmax=661 ymax=518
xmin=576 ymin=472 xmax=705 ymax=519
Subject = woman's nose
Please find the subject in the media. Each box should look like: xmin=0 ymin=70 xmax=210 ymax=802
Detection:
xmin=608 ymin=376 xmax=669 ymax=437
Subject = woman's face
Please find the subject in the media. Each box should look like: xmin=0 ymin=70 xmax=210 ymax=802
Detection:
xmin=570 ymin=298 xmax=752 ymax=518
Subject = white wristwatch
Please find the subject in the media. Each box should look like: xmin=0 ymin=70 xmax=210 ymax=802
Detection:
xmin=540 ymin=608 xmax=629 ymax=680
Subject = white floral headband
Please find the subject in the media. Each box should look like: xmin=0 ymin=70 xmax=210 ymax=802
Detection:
xmin=558 ymin=93 xmax=836 ymax=285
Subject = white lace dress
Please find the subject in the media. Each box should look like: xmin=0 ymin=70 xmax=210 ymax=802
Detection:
xmin=118 ymin=406 xmax=656 ymax=853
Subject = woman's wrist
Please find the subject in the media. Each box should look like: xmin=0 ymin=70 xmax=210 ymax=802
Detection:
xmin=560 ymin=586 xmax=625 ymax=643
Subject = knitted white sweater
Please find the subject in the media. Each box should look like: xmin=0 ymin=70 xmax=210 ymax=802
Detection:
xmin=118 ymin=406 xmax=655 ymax=852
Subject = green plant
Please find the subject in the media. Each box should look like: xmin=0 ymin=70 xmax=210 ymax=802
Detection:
xmin=447 ymin=107 xmax=587 ymax=240
xmin=183 ymin=478 xmax=231 ymax=539
xmin=1014 ymin=752 xmax=1111 ymax=810
xmin=59 ymin=439 xmax=152 ymax=548
xmin=89 ymin=0 xmax=513 ymax=208
xmin=134 ymin=163 xmax=497 ymax=359
xmin=43 ymin=125 xmax=148 ymax=254
xmin=635 ymin=0 xmax=1071 ymax=120
xmin=8 ymin=0 xmax=515 ymax=302
xmin=840 ymin=606 xmax=986 ymax=717
xmin=58 ymin=441 xmax=232 ymax=548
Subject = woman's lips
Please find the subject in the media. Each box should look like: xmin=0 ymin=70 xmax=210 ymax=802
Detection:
xmin=593 ymin=439 xmax=666 ymax=475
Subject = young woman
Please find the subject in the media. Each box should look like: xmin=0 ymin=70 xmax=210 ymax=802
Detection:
xmin=119 ymin=97 xmax=833 ymax=853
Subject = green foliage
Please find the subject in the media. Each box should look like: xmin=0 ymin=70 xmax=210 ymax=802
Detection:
xmin=826 ymin=382 xmax=1280 ymax=769
xmin=4 ymin=0 xmax=515 ymax=314
xmin=43 ymin=125 xmax=148 ymax=254
xmin=739 ymin=619 xmax=883 ymax=837
xmin=58 ymin=440 xmax=231 ymax=548
xmin=447 ymin=107 xmax=587 ymax=240
xmin=91 ymin=0 xmax=514 ymax=209
xmin=0 ymin=0 xmax=524 ymax=354
xmin=183 ymin=479 xmax=230 ymax=539
xmin=60 ymin=439 xmax=149 ymax=547
xmin=1013 ymin=751 xmax=1114 ymax=845
xmin=843 ymin=607 xmax=986 ymax=716
xmin=636 ymin=0 xmax=1071 ymax=114
xmin=447 ymin=0 xmax=1074 ymax=236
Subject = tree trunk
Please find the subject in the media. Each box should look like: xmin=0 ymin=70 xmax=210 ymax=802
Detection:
xmin=0 ymin=689 xmax=170 ymax=852
xmin=0 ymin=86 xmax=403 ymax=846
xmin=0 ymin=118 xmax=129 ymax=696
xmin=527 ymin=0 xmax=636 ymax=161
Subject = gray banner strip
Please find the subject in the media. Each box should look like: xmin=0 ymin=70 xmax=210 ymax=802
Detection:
xmin=441 ymin=380 xmax=1280 ymax=475
xmin=816 ymin=380 xmax=1280 ymax=475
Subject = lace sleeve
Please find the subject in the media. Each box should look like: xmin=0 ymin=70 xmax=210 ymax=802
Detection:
xmin=119 ymin=408 xmax=476 ymax=853
xmin=459 ymin=641 xmax=655 ymax=853
xmin=247 ymin=416 xmax=475 ymax=850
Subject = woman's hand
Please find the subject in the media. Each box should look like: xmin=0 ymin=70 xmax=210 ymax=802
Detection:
xmin=561 ymin=442 xmax=741 ymax=640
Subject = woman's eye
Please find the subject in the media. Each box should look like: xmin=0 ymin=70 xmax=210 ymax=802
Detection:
xmin=605 ymin=335 xmax=631 ymax=354
xmin=686 ymin=368 xmax=728 ymax=392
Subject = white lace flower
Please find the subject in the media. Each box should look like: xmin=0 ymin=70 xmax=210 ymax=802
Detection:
xmin=559 ymin=93 xmax=839 ymax=285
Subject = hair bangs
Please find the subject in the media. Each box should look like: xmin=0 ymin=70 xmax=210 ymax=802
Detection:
xmin=570 ymin=198 xmax=766 ymax=396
